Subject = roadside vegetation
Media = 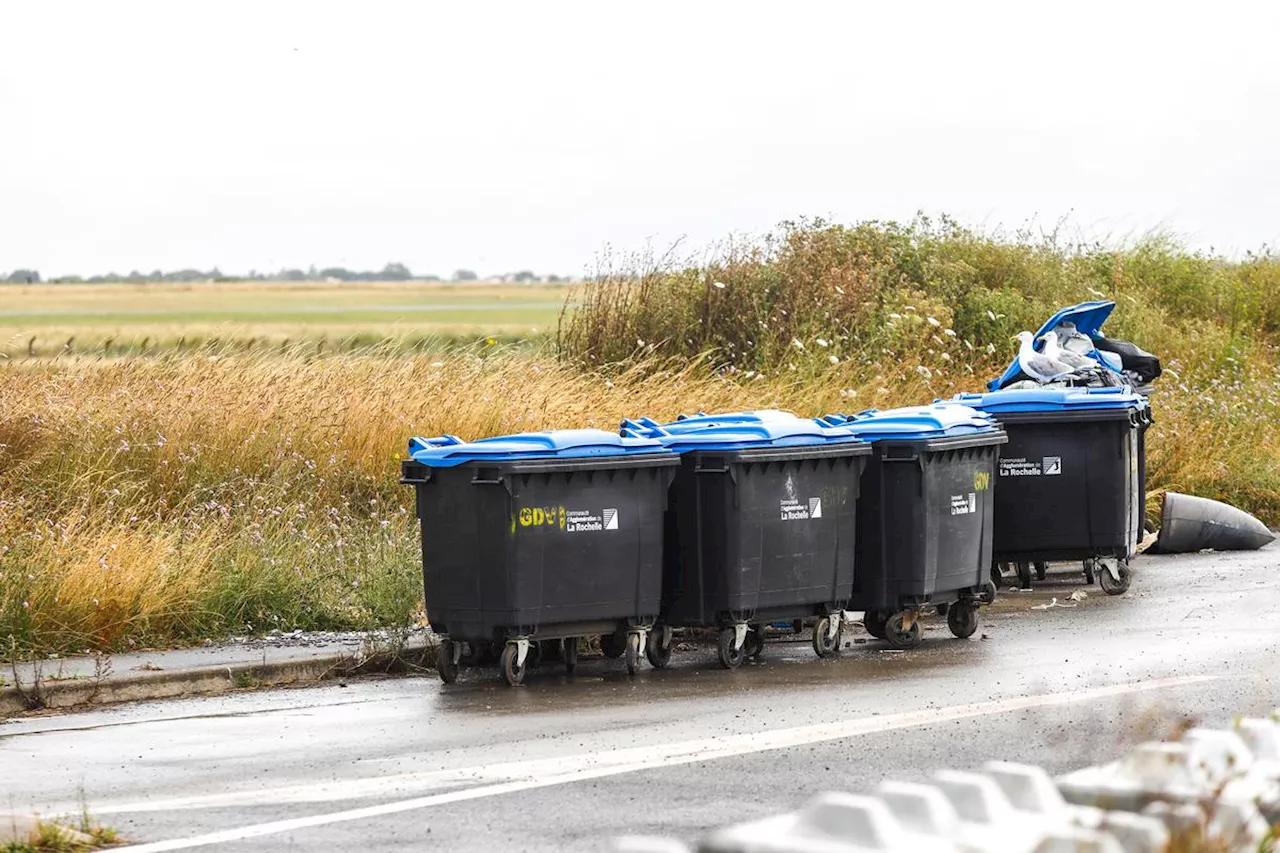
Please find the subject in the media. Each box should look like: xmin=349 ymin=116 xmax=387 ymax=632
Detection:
xmin=2 ymin=217 xmax=1278 ymax=657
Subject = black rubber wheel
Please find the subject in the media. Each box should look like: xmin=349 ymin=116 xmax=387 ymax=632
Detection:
xmin=744 ymin=626 xmax=765 ymax=660
xmin=646 ymin=630 xmax=672 ymax=669
xmin=1035 ymin=562 xmax=1049 ymax=581
xmin=884 ymin=613 xmax=923 ymax=650
xmin=624 ymin=632 xmax=641 ymax=676
xmin=1083 ymin=559 xmax=1097 ymax=585
xmin=563 ymin=637 xmax=578 ymax=675
xmin=437 ymin=639 xmax=459 ymax=684
xmin=946 ymin=603 xmax=980 ymax=639
xmin=1100 ymin=562 xmax=1132 ymax=596
xmin=499 ymin=644 xmax=525 ymax=687
xmin=864 ymin=610 xmax=889 ymax=640
xmin=990 ymin=564 xmax=1005 ymax=587
xmin=600 ymin=632 xmax=625 ymax=659
xmin=979 ymin=581 xmax=998 ymax=605
xmin=812 ymin=615 xmax=842 ymax=658
xmin=716 ymin=627 xmax=745 ymax=669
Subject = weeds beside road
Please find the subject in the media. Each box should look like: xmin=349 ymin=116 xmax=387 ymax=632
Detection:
xmin=2 ymin=218 xmax=1278 ymax=658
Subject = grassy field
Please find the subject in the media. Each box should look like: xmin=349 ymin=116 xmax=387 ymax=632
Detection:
xmin=0 ymin=280 xmax=573 ymax=356
xmin=2 ymin=220 xmax=1278 ymax=658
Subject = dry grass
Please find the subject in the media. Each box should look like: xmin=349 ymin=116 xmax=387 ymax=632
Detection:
xmin=3 ymin=336 xmax=1279 ymax=656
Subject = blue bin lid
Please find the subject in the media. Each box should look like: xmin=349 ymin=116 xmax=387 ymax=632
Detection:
xmin=953 ymin=386 xmax=1148 ymax=414
xmin=407 ymin=429 xmax=671 ymax=467
xmin=822 ymin=404 xmax=1000 ymax=442
xmin=989 ymin=300 xmax=1118 ymax=391
xmin=620 ymin=410 xmax=864 ymax=452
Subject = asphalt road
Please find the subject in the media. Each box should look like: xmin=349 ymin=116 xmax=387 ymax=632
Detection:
xmin=4 ymin=548 xmax=1277 ymax=852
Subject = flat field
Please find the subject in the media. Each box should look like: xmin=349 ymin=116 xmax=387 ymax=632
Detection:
xmin=0 ymin=280 xmax=574 ymax=355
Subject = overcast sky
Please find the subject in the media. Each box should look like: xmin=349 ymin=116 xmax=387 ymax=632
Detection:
xmin=2 ymin=1 xmax=1277 ymax=278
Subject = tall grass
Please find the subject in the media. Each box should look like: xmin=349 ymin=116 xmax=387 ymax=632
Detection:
xmin=3 ymin=219 xmax=1279 ymax=656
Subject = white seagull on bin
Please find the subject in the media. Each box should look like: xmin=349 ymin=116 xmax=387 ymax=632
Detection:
xmin=1039 ymin=332 xmax=1096 ymax=372
xmin=1013 ymin=331 xmax=1078 ymax=383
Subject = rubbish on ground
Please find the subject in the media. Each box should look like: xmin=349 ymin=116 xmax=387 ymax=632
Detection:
xmin=1032 ymin=598 xmax=1077 ymax=610
xmin=1150 ymin=491 xmax=1276 ymax=554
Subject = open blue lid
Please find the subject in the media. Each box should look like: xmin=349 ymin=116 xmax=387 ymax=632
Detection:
xmin=989 ymin=300 xmax=1117 ymax=391
xmin=407 ymin=429 xmax=672 ymax=467
xmin=620 ymin=410 xmax=864 ymax=451
xmin=822 ymin=404 xmax=1000 ymax=442
xmin=953 ymin=386 xmax=1148 ymax=414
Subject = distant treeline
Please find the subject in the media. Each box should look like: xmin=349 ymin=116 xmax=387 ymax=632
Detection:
xmin=0 ymin=264 xmax=570 ymax=285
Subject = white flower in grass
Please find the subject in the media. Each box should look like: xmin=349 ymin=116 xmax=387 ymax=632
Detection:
xmin=829 ymin=355 xmax=840 ymax=365
xmin=791 ymin=338 xmax=805 ymax=351
xmin=816 ymin=338 xmax=829 ymax=347
xmin=713 ymin=281 xmax=726 ymax=289
xmin=916 ymin=365 xmax=933 ymax=379
xmin=927 ymin=316 xmax=941 ymax=328
xmin=943 ymin=328 xmax=956 ymax=337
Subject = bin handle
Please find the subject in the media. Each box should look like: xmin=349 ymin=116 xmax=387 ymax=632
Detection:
xmin=398 ymin=460 xmax=433 ymax=486
xmin=407 ymin=434 xmax=465 ymax=455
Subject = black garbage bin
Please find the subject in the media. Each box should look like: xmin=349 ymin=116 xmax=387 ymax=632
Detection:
xmin=823 ymin=405 xmax=1007 ymax=650
xmin=400 ymin=429 xmax=679 ymax=686
xmin=620 ymin=411 xmax=872 ymax=669
xmin=952 ymin=387 xmax=1152 ymax=595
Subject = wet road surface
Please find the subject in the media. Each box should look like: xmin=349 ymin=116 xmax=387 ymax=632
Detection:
xmin=3 ymin=548 xmax=1277 ymax=852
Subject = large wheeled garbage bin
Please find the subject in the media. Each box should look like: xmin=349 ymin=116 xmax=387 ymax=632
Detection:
xmin=400 ymin=429 xmax=679 ymax=686
xmin=823 ymin=405 xmax=1007 ymax=650
xmin=620 ymin=411 xmax=872 ymax=670
xmin=951 ymin=387 xmax=1152 ymax=595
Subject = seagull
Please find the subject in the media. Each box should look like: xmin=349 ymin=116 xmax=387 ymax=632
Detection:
xmin=1039 ymin=332 xmax=1097 ymax=372
xmin=1013 ymin=331 xmax=1079 ymax=382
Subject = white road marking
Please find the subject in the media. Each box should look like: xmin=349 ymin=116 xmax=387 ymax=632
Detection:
xmin=108 ymin=674 xmax=1214 ymax=852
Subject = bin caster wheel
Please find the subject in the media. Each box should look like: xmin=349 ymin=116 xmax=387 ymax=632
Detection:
xmin=1099 ymin=561 xmax=1132 ymax=596
xmin=1083 ymin=559 xmax=1096 ymax=585
xmin=990 ymin=564 xmax=1005 ymax=587
xmin=744 ymin=626 xmax=765 ymax=660
xmin=717 ymin=627 xmax=745 ymax=669
xmin=863 ymin=610 xmax=889 ymax=640
xmin=499 ymin=644 xmax=526 ymax=687
xmin=884 ymin=613 xmax=923 ymax=650
xmin=1034 ymin=562 xmax=1049 ymax=581
xmin=437 ymin=639 xmax=459 ymax=684
xmin=600 ymin=632 xmax=625 ymax=659
xmin=947 ymin=603 xmax=980 ymax=639
xmin=646 ymin=630 xmax=672 ymax=669
xmin=624 ymin=632 xmax=642 ymax=676
xmin=1015 ymin=562 xmax=1033 ymax=590
xmin=812 ymin=615 xmax=842 ymax=658
xmin=979 ymin=581 xmax=998 ymax=605
xmin=563 ymin=637 xmax=578 ymax=676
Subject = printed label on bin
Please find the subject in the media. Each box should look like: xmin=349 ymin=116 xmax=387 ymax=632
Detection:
xmin=950 ymin=493 xmax=977 ymax=516
xmin=516 ymin=505 xmax=619 ymax=532
xmin=563 ymin=508 xmax=619 ymax=532
xmin=780 ymin=497 xmax=822 ymax=521
xmin=999 ymin=457 xmax=1064 ymax=477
